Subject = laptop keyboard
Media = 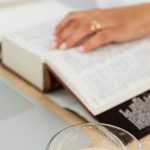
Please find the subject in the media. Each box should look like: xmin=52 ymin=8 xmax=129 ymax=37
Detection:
xmin=0 ymin=78 xmax=34 ymax=121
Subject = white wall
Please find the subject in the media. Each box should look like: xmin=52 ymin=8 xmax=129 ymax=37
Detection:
xmin=56 ymin=0 xmax=96 ymax=9
xmin=56 ymin=0 xmax=150 ymax=9
xmin=95 ymin=0 xmax=150 ymax=8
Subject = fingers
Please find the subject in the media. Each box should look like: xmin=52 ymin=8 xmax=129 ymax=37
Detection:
xmin=79 ymin=29 xmax=115 ymax=52
xmin=56 ymin=24 xmax=94 ymax=50
xmin=56 ymin=21 xmax=79 ymax=47
xmin=54 ymin=11 xmax=83 ymax=35
xmin=60 ymin=21 xmax=79 ymax=40
xmin=52 ymin=21 xmax=79 ymax=49
xmin=52 ymin=9 xmax=119 ymax=51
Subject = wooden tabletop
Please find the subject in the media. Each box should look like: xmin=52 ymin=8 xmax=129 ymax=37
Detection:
xmin=0 ymin=64 xmax=149 ymax=150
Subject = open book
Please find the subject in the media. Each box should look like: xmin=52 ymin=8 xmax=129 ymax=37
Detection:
xmin=1 ymin=1 xmax=150 ymax=138
xmin=2 ymin=19 xmax=150 ymax=115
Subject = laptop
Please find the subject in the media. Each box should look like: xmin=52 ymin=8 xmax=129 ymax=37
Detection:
xmin=0 ymin=77 xmax=69 ymax=150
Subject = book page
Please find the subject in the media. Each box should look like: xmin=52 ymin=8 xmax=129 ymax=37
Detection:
xmin=5 ymin=20 xmax=57 ymax=56
xmin=45 ymin=36 xmax=150 ymax=115
xmin=0 ymin=0 xmax=72 ymax=41
xmin=46 ymin=89 xmax=97 ymax=122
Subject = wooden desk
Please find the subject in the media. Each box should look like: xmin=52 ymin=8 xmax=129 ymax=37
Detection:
xmin=0 ymin=64 xmax=149 ymax=150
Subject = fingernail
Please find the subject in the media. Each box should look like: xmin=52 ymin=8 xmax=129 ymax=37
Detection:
xmin=50 ymin=41 xmax=57 ymax=49
xmin=78 ymin=46 xmax=85 ymax=52
xmin=60 ymin=43 xmax=67 ymax=50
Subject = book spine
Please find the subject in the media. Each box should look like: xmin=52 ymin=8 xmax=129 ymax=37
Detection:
xmin=43 ymin=64 xmax=62 ymax=92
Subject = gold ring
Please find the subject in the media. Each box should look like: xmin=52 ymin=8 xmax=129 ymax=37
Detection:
xmin=91 ymin=20 xmax=102 ymax=32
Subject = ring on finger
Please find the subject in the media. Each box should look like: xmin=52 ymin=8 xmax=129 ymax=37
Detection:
xmin=91 ymin=20 xmax=102 ymax=32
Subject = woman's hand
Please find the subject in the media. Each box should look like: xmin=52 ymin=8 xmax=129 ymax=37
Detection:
xmin=52 ymin=4 xmax=150 ymax=52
